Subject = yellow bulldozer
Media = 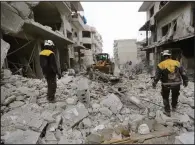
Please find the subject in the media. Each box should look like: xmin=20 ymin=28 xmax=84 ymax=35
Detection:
xmin=87 ymin=53 xmax=119 ymax=82
xmin=91 ymin=53 xmax=115 ymax=74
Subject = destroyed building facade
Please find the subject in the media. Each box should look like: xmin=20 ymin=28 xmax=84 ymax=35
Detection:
xmin=1 ymin=1 xmax=103 ymax=78
xmin=138 ymin=1 xmax=195 ymax=80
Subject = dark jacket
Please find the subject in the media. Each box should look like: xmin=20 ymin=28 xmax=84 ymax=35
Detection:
xmin=39 ymin=49 xmax=60 ymax=77
xmin=154 ymin=59 xmax=188 ymax=86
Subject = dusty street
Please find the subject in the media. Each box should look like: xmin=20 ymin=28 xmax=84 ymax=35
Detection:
xmin=1 ymin=69 xmax=194 ymax=144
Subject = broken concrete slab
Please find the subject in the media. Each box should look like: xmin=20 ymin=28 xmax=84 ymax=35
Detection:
xmin=55 ymin=102 xmax=66 ymax=109
xmin=77 ymin=78 xmax=90 ymax=107
xmin=175 ymin=132 xmax=194 ymax=144
xmin=99 ymin=107 xmax=113 ymax=117
xmin=66 ymin=97 xmax=77 ymax=105
xmin=16 ymin=95 xmax=27 ymax=101
xmin=1 ymin=2 xmax=24 ymax=34
xmin=45 ymin=131 xmax=57 ymax=141
xmin=9 ymin=101 xmax=25 ymax=109
xmin=41 ymin=110 xmax=55 ymax=123
xmin=100 ymin=93 xmax=123 ymax=114
xmin=3 ymin=129 xmax=41 ymax=144
xmin=186 ymin=109 xmax=194 ymax=119
xmin=82 ymin=118 xmax=92 ymax=128
xmin=3 ymin=95 xmax=16 ymax=106
xmin=92 ymin=103 xmax=101 ymax=112
xmin=85 ymin=133 xmax=104 ymax=144
xmin=62 ymin=102 xmax=89 ymax=129
xmin=9 ymin=2 xmax=31 ymax=19
xmin=1 ymin=39 xmax=10 ymax=68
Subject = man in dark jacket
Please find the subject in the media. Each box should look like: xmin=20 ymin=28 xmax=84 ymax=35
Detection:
xmin=39 ymin=40 xmax=61 ymax=102
xmin=152 ymin=50 xmax=188 ymax=117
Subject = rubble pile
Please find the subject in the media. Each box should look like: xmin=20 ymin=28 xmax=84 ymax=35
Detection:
xmin=1 ymin=69 xmax=194 ymax=144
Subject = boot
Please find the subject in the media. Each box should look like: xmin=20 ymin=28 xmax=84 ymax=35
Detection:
xmin=163 ymin=110 xmax=171 ymax=117
xmin=47 ymin=96 xmax=55 ymax=103
xmin=172 ymin=106 xmax=177 ymax=112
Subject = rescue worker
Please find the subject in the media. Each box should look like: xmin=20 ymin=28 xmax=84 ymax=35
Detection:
xmin=39 ymin=40 xmax=61 ymax=102
xmin=152 ymin=50 xmax=188 ymax=117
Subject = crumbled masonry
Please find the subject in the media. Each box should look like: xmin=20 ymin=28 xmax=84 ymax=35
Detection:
xmin=1 ymin=69 xmax=194 ymax=144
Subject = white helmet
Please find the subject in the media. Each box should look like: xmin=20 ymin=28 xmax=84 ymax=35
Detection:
xmin=44 ymin=40 xmax=55 ymax=47
xmin=161 ymin=50 xmax=171 ymax=56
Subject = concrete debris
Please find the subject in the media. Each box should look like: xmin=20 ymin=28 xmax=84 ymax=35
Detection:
xmin=77 ymin=78 xmax=90 ymax=107
xmin=66 ymin=97 xmax=77 ymax=105
xmin=175 ymin=132 xmax=194 ymax=144
xmin=1 ymin=40 xmax=10 ymax=68
xmin=2 ymin=129 xmax=41 ymax=144
xmin=3 ymin=69 xmax=12 ymax=79
xmin=138 ymin=124 xmax=150 ymax=135
xmin=68 ymin=69 xmax=76 ymax=76
xmin=9 ymin=2 xmax=31 ymax=19
xmin=100 ymin=93 xmax=123 ymax=114
xmin=99 ymin=107 xmax=113 ymax=117
xmin=3 ymin=95 xmax=16 ymax=106
xmin=61 ymin=102 xmax=89 ymax=129
xmin=1 ymin=2 xmax=24 ymax=34
xmin=86 ymin=133 xmax=103 ymax=144
xmin=9 ymin=101 xmax=25 ymax=109
xmin=82 ymin=118 xmax=92 ymax=128
xmin=1 ymin=70 xmax=194 ymax=144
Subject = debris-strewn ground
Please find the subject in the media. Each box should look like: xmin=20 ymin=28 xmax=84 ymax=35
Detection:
xmin=1 ymin=69 xmax=194 ymax=144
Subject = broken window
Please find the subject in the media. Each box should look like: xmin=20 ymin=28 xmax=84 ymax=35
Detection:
xmin=83 ymin=43 xmax=91 ymax=49
xmin=33 ymin=2 xmax=62 ymax=31
xmin=161 ymin=24 xmax=170 ymax=36
xmin=82 ymin=31 xmax=91 ymax=38
xmin=67 ymin=31 xmax=73 ymax=40
xmin=74 ymin=32 xmax=78 ymax=37
xmin=159 ymin=1 xmax=168 ymax=10
xmin=149 ymin=6 xmax=154 ymax=18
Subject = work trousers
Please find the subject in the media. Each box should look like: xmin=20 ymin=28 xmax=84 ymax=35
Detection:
xmin=46 ymin=75 xmax=57 ymax=101
xmin=161 ymin=85 xmax=180 ymax=112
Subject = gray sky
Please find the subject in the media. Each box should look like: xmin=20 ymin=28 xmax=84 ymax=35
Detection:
xmin=81 ymin=2 xmax=146 ymax=57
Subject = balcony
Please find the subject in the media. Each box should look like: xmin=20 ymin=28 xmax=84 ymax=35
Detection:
xmin=71 ymin=13 xmax=85 ymax=30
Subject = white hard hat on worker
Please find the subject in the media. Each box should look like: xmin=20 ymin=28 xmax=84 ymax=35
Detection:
xmin=44 ymin=40 xmax=55 ymax=47
xmin=161 ymin=50 xmax=171 ymax=56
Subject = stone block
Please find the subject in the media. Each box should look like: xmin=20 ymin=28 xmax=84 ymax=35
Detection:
xmin=100 ymin=93 xmax=123 ymax=114
xmin=62 ymin=102 xmax=89 ymax=129
xmin=1 ymin=2 xmax=24 ymax=34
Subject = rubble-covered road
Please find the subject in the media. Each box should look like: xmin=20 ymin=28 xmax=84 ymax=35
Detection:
xmin=1 ymin=69 xmax=194 ymax=144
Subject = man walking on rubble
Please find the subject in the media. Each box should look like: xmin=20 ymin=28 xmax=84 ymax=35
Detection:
xmin=39 ymin=40 xmax=61 ymax=102
xmin=152 ymin=50 xmax=188 ymax=117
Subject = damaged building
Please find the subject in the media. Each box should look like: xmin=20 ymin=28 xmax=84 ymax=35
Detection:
xmin=138 ymin=1 xmax=195 ymax=80
xmin=1 ymin=1 xmax=103 ymax=78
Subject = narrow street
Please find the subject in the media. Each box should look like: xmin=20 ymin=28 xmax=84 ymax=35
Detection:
xmin=1 ymin=1 xmax=195 ymax=144
xmin=1 ymin=69 xmax=194 ymax=144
